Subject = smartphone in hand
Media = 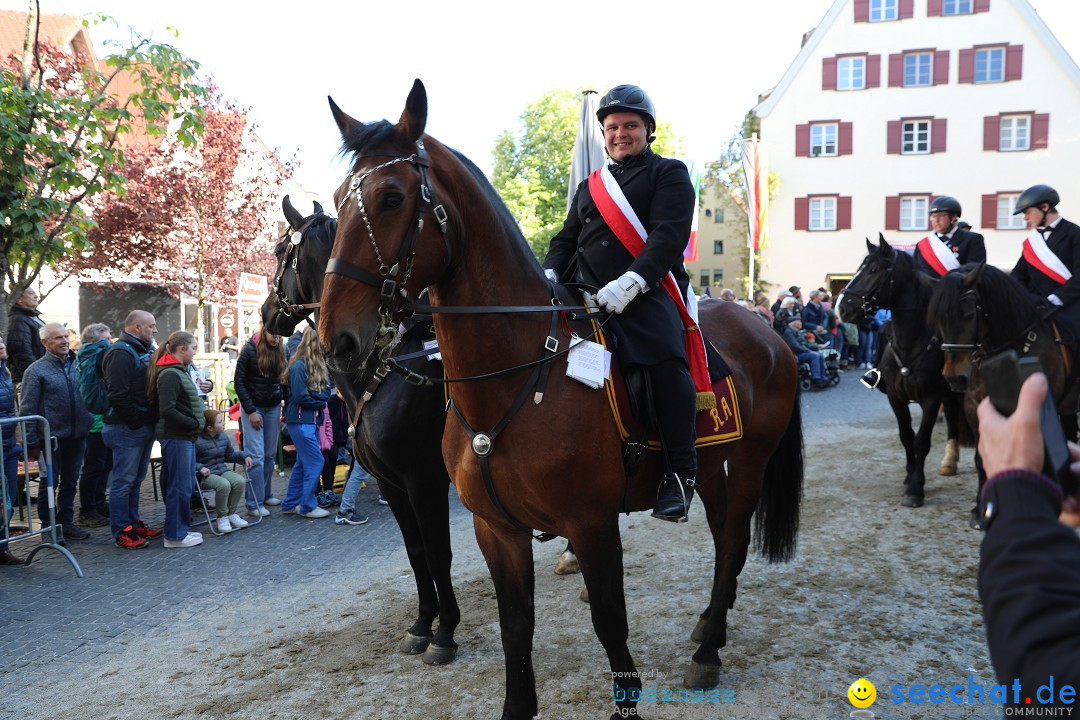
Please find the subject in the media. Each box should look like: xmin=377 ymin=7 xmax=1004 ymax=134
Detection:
xmin=981 ymin=350 xmax=1075 ymax=494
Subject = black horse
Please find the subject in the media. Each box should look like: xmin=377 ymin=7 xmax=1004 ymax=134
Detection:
xmin=839 ymin=235 xmax=971 ymax=508
xmin=263 ymin=195 xmax=461 ymax=664
xmin=927 ymin=262 xmax=1080 ymax=525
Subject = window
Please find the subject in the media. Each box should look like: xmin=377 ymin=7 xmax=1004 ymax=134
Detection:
xmin=809 ymin=197 xmax=837 ymax=231
xmin=975 ymin=47 xmax=1005 ymax=83
xmin=996 ymin=195 xmax=1026 ymax=229
xmin=902 ymin=120 xmax=931 ymax=154
xmin=837 ymin=57 xmax=866 ymax=90
xmin=712 ymin=270 xmax=724 ymax=286
xmin=943 ymin=0 xmax=972 ymax=14
xmin=713 ymin=209 xmax=724 ymax=223
xmin=869 ymin=0 xmax=897 ymax=21
xmin=810 ymin=123 xmax=838 ymax=157
xmin=904 ymin=53 xmax=932 ymax=87
xmin=699 ymin=270 xmax=710 ymax=288
xmin=900 ymin=197 xmax=929 ymax=230
xmin=713 ymin=240 xmax=725 ymax=255
xmin=999 ymin=115 xmax=1030 ymax=151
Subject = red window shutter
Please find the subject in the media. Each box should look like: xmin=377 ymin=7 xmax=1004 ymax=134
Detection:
xmin=838 ymin=122 xmax=853 ymax=156
xmin=866 ymin=54 xmax=881 ymax=88
xmin=823 ymin=57 xmax=838 ymax=90
xmin=889 ymin=53 xmax=904 ymax=87
xmin=854 ymin=0 xmax=869 ymax=22
xmin=1032 ymin=113 xmax=1049 ymax=149
xmin=974 ymin=0 xmax=991 ymax=12
xmin=931 ymin=118 xmax=947 ymax=153
xmin=927 ymin=0 xmax=942 ymax=16
xmin=795 ymin=198 xmax=809 ymax=231
xmin=982 ymin=194 xmax=998 ymax=229
xmin=959 ymin=48 xmax=975 ymax=83
xmin=838 ymin=197 xmax=852 ymax=230
xmin=933 ymin=50 xmax=950 ymax=85
xmin=885 ymin=197 xmax=900 ymax=231
xmin=1006 ymin=45 xmax=1023 ymax=81
xmin=899 ymin=0 xmax=914 ymax=19
xmin=983 ymin=115 xmax=1001 ymax=151
xmin=887 ymin=121 xmax=902 ymax=154
xmin=795 ymin=124 xmax=811 ymax=157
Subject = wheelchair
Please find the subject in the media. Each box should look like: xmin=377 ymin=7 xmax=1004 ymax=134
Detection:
xmin=798 ymin=348 xmax=842 ymax=391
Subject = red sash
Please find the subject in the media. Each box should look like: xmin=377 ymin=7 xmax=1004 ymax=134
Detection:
xmin=915 ymin=235 xmax=959 ymax=277
xmin=1022 ymin=233 xmax=1071 ymax=286
xmin=587 ymin=168 xmax=715 ymax=410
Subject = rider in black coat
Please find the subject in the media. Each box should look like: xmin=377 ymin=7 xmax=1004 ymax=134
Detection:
xmin=911 ymin=196 xmax=986 ymax=278
xmin=543 ymin=84 xmax=698 ymax=523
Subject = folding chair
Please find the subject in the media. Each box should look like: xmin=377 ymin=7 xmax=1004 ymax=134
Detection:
xmin=192 ymin=466 xmax=264 ymax=535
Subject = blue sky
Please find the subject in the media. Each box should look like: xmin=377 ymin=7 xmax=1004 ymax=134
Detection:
xmin=10 ymin=0 xmax=1080 ymax=207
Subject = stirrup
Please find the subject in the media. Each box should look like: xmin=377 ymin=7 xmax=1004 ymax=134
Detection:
xmin=860 ymin=367 xmax=881 ymax=389
xmin=652 ymin=473 xmax=694 ymax=523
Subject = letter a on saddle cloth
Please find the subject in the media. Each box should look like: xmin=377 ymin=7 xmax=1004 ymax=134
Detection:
xmin=916 ymin=235 xmax=960 ymax=277
xmin=587 ymin=166 xmax=716 ymax=410
xmin=1023 ymin=231 xmax=1072 ymax=285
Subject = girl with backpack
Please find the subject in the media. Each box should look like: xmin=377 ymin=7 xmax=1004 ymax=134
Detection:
xmin=147 ymin=331 xmax=205 ymax=548
xmin=279 ymin=328 xmax=333 ymax=519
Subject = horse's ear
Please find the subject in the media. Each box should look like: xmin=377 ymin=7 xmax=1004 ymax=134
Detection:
xmin=397 ymin=78 xmax=427 ymax=144
xmin=962 ymin=262 xmax=986 ymax=288
xmin=915 ymin=270 xmax=939 ymax=290
xmin=878 ymin=233 xmax=895 ymax=257
xmin=328 ymin=96 xmax=361 ymax=140
xmin=282 ymin=195 xmax=304 ymax=230
xmin=312 ymin=200 xmax=324 ymax=216
xmin=865 ymin=237 xmax=875 ymax=254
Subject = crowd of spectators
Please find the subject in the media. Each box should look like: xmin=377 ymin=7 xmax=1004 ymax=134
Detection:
xmin=0 ymin=288 xmax=380 ymax=563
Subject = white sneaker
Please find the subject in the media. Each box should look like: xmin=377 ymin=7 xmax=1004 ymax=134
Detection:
xmin=227 ymin=513 xmax=249 ymax=529
xmin=216 ymin=516 xmax=234 ymax=534
xmin=300 ymin=507 xmax=330 ymax=518
xmin=164 ymin=532 xmax=204 ymax=548
xmin=248 ymin=506 xmax=270 ymax=518
xmin=264 ymin=496 xmax=282 ymax=506
xmin=188 ymin=531 xmax=203 ymax=539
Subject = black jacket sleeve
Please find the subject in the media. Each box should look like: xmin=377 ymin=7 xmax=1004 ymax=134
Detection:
xmin=233 ymin=342 xmax=257 ymax=414
xmin=102 ymin=346 xmax=153 ymax=428
xmin=979 ymin=471 xmax=1080 ymax=698
xmin=6 ymin=316 xmax=38 ymax=382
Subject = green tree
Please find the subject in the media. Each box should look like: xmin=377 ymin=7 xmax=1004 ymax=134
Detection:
xmin=0 ymin=5 xmax=205 ymax=336
xmin=491 ymin=87 xmax=684 ymax=260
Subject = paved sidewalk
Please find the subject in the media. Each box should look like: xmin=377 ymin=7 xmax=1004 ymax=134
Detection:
xmin=0 ymin=466 xmax=471 ymax=696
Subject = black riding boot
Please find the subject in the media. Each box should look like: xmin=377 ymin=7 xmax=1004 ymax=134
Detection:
xmin=652 ymin=473 xmax=695 ymax=522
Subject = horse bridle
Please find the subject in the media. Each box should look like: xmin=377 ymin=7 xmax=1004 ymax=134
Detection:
xmin=842 ymin=255 xmax=896 ymax=318
xmin=272 ymin=213 xmax=328 ymax=329
xmin=939 ymin=285 xmax=1039 ymax=364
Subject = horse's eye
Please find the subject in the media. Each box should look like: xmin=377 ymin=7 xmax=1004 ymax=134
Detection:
xmin=868 ymin=266 xmax=878 ymax=274
xmin=381 ymin=193 xmax=405 ymax=210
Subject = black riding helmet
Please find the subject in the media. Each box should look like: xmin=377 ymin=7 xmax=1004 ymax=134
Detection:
xmin=1013 ymin=184 xmax=1060 ymax=215
xmin=928 ymin=196 xmax=962 ymax=216
xmin=597 ymin=85 xmax=656 ymax=128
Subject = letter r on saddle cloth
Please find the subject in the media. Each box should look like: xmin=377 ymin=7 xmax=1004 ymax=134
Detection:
xmin=587 ymin=166 xmax=715 ymax=411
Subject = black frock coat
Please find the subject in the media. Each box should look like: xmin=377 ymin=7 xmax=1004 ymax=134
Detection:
xmin=543 ymin=149 xmax=695 ymax=366
xmin=912 ymin=228 xmax=986 ymax=278
xmin=1011 ymin=219 xmax=1080 ymax=344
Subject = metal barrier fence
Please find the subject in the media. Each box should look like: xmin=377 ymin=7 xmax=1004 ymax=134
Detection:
xmin=0 ymin=415 xmax=85 ymax=577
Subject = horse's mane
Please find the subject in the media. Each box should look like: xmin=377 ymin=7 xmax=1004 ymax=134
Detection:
xmin=928 ymin=263 xmax=1041 ymax=346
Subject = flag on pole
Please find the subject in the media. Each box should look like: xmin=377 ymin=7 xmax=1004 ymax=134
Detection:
xmin=741 ymin=138 xmax=769 ymax=251
xmin=683 ymin=159 xmax=701 ymax=262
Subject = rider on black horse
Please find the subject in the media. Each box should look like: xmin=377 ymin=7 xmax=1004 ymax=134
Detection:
xmin=1010 ymin=184 xmax=1080 ymax=360
xmin=862 ymin=195 xmax=985 ymax=388
xmin=543 ymin=84 xmax=705 ymax=523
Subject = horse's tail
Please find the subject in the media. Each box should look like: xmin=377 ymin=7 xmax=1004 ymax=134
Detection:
xmin=754 ymin=388 xmax=804 ymax=563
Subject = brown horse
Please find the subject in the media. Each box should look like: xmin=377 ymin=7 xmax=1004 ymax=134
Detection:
xmin=318 ymin=80 xmax=803 ymax=720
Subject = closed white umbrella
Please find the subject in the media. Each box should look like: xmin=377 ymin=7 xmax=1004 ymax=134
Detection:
xmin=567 ymin=90 xmax=607 ymax=212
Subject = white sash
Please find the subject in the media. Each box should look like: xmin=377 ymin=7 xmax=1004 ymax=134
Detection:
xmin=1023 ymin=231 xmax=1072 ymax=285
xmin=599 ymin=166 xmax=698 ymax=321
xmin=916 ymin=235 xmax=960 ymax=275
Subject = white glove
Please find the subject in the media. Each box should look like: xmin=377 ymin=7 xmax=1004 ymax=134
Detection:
xmin=544 ymin=268 xmax=559 ymax=283
xmin=1048 ymin=294 xmax=1064 ymax=307
xmin=596 ymin=273 xmax=643 ymax=314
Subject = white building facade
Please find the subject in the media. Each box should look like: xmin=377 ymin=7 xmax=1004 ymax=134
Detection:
xmin=753 ymin=0 xmax=1080 ymax=292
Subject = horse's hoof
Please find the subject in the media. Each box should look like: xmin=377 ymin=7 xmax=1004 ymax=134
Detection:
xmin=690 ymin=618 xmax=707 ymax=644
xmin=969 ymin=509 xmax=983 ymax=530
xmin=579 ymin=585 xmax=590 ymax=604
xmin=399 ymin=632 xmax=432 ymax=655
xmin=685 ymin=660 xmax=721 ymax=689
xmin=554 ymin=551 xmax=580 ymax=575
xmin=901 ymin=494 xmax=924 ymax=508
xmin=421 ymin=643 xmax=458 ymax=665
xmin=939 ymin=463 xmax=957 ymax=477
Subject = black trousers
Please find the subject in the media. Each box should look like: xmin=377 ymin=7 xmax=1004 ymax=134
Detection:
xmin=79 ymin=431 xmax=112 ymax=515
xmin=647 ymin=358 xmax=698 ymax=479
